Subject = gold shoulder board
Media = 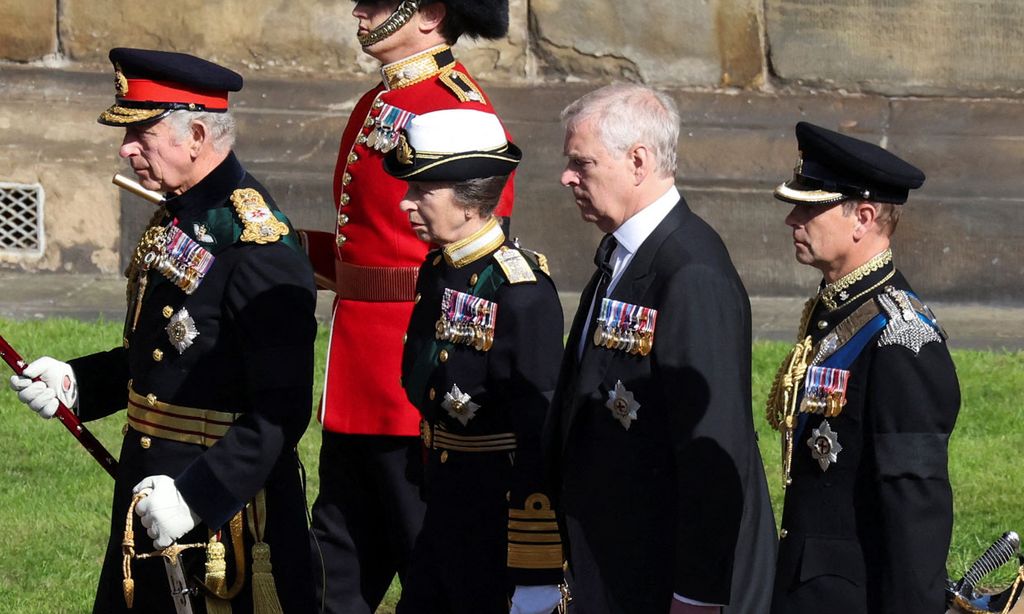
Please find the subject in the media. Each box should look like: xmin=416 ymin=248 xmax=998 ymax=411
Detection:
xmin=493 ymin=247 xmax=536 ymax=284
xmin=231 ymin=188 xmax=290 ymax=244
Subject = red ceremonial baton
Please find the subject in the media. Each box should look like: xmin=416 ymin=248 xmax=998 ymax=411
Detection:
xmin=0 ymin=334 xmax=118 ymax=478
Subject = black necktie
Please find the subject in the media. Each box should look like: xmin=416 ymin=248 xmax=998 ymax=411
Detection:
xmin=583 ymin=234 xmax=618 ymax=350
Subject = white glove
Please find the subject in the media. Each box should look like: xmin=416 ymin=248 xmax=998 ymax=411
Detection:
xmin=510 ymin=584 xmax=562 ymax=614
xmin=133 ymin=475 xmax=201 ymax=549
xmin=9 ymin=356 xmax=78 ymax=419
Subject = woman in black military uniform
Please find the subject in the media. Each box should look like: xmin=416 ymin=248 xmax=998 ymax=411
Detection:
xmin=384 ymin=109 xmax=565 ymax=614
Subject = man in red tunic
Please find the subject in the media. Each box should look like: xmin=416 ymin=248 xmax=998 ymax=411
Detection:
xmin=299 ymin=2 xmax=515 ymax=612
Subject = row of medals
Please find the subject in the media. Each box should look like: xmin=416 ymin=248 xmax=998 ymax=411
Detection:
xmin=799 ymin=392 xmax=845 ymax=419
xmin=367 ymin=126 xmax=400 ymax=153
xmin=594 ymin=324 xmax=653 ymax=356
xmin=435 ymin=319 xmax=494 ymax=352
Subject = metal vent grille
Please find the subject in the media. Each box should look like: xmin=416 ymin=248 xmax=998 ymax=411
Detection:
xmin=0 ymin=182 xmax=44 ymax=257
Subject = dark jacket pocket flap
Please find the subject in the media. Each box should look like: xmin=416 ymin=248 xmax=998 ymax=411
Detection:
xmin=799 ymin=536 xmax=866 ymax=586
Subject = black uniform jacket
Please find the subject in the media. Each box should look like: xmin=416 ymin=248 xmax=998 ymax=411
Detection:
xmin=544 ymin=199 xmax=777 ymax=613
xmin=69 ymin=153 xmax=317 ymax=613
xmin=401 ymin=223 xmax=565 ymax=589
xmin=771 ymin=263 xmax=960 ymax=614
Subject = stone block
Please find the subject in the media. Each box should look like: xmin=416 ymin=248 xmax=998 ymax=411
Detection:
xmin=0 ymin=1 xmax=56 ymax=61
xmin=0 ymin=68 xmax=121 ymax=274
xmin=531 ymin=0 xmax=764 ymax=87
xmin=767 ymin=0 xmax=1024 ymax=96
xmin=60 ymin=0 xmax=528 ymax=80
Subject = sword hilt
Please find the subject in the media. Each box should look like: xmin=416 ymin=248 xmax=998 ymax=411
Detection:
xmin=954 ymin=531 xmax=1021 ymax=599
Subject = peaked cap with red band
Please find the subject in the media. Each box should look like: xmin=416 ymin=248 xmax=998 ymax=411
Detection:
xmin=98 ymin=48 xmax=243 ymax=127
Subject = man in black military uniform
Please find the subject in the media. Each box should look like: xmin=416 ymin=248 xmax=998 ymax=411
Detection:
xmin=767 ymin=122 xmax=960 ymax=613
xmin=9 ymin=48 xmax=317 ymax=613
xmin=386 ymin=108 xmax=564 ymax=613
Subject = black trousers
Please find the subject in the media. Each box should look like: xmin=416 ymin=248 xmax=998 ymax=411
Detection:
xmin=396 ymin=450 xmax=513 ymax=614
xmin=310 ymin=432 xmax=427 ymax=614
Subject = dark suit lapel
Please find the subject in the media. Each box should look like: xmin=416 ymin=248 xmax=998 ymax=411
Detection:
xmin=561 ymin=199 xmax=691 ymax=444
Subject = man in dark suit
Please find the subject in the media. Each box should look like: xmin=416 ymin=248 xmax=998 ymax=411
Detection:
xmin=544 ymin=83 xmax=776 ymax=614
xmin=766 ymin=122 xmax=960 ymax=613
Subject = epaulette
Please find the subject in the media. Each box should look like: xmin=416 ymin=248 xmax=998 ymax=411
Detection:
xmin=519 ymin=248 xmax=551 ymax=276
xmin=231 ymin=188 xmax=290 ymax=244
xmin=493 ymin=246 xmax=537 ymax=284
xmin=439 ymin=69 xmax=485 ymax=103
xmin=876 ymin=286 xmax=944 ymax=355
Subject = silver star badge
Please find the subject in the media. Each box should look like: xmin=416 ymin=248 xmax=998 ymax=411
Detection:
xmin=605 ymin=380 xmax=640 ymax=430
xmin=441 ymin=384 xmax=480 ymax=426
xmin=807 ymin=419 xmax=843 ymax=471
xmin=165 ymin=308 xmax=200 ymax=353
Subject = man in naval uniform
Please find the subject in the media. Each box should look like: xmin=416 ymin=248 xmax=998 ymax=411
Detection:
xmin=300 ymin=2 xmax=515 ymax=612
xmin=544 ymin=83 xmax=777 ymax=613
xmin=9 ymin=48 xmax=317 ymax=613
xmin=766 ymin=122 xmax=960 ymax=613
xmin=388 ymin=109 xmax=563 ymax=613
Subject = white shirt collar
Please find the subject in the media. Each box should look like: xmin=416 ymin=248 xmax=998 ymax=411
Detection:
xmin=612 ymin=186 xmax=680 ymax=255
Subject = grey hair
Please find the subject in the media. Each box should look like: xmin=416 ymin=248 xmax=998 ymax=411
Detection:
xmin=164 ymin=110 xmax=237 ymax=152
xmin=560 ymin=83 xmax=680 ymax=177
xmin=841 ymin=200 xmax=902 ymax=236
xmin=450 ymin=175 xmax=510 ymax=218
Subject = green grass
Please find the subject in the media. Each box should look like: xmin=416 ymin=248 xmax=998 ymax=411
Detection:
xmin=0 ymin=318 xmax=1021 ymax=612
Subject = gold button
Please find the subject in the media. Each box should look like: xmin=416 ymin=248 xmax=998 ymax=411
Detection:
xmin=356 ymin=135 xmax=367 ymax=145
xmin=340 ymin=193 xmax=351 ymax=206
xmin=468 ymin=273 xmax=478 ymax=286
xmin=817 ymin=320 xmax=828 ymax=330
xmin=429 ymin=388 xmax=436 ymax=400
xmin=140 ymin=436 xmax=152 ymax=449
xmin=432 ymin=255 xmax=442 ymax=266
xmin=146 ymin=393 xmax=157 ymax=406
xmin=780 ymin=528 xmax=788 ymax=539
xmin=123 ymin=337 xmax=130 ymax=349
xmin=506 ymin=491 xmax=511 ymax=501
xmin=343 ymin=172 xmax=352 ymax=186
xmin=336 ymin=233 xmax=347 ymax=247
xmin=402 ymin=333 xmax=408 ymax=344
xmin=439 ymin=349 xmax=449 ymax=363
xmin=348 ymin=152 xmax=358 ymax=164
xmin=414 ymin=293 xmax=421 ymax=304
xmin=162 ymin=306 xmax=174 ymax=318
xmin=440 ymin=450 xmax=449 ymax=463
xmin=363 ymin=116 xmax=375 ymax=128
xmin=337 ymin=213 xmax=349 ymax=227
xmin=122 ymin=423 xmax=129 ymax=436
xmin=373 ymin=99 xmax=384 ymax=109
xmin=152 ymin=349 xmax=164 ymax=362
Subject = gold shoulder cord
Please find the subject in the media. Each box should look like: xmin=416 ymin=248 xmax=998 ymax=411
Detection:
xmin=765 ymin=297 xmax=817 ymax=487
xmin=125 ymin=207 xmax=169 ymax=333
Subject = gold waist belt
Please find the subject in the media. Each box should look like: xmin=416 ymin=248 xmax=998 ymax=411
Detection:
xmin=420 ymin=421 xmax=516 ymax=452
xmin=127 ymin=388 xmax=238 ymax=447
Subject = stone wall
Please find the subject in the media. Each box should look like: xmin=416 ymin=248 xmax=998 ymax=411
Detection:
xmin=1 ymin=1 xmax=1023 ymax=300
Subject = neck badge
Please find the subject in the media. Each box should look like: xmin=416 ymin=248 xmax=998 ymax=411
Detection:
xmin=367 ymin=103 xmax=417 ymax=153
xmin=807 ymin=420 xmax=843 ymax=471
xmin=592 ymin=298 xmax=657 ymax=356
xmin=435 ymin=288 xmax=497 ymax=352
xmin=441 ymin=383 xmax=480 ymax=426
xmin=605 ymin=380 xmax=640 ymax=430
